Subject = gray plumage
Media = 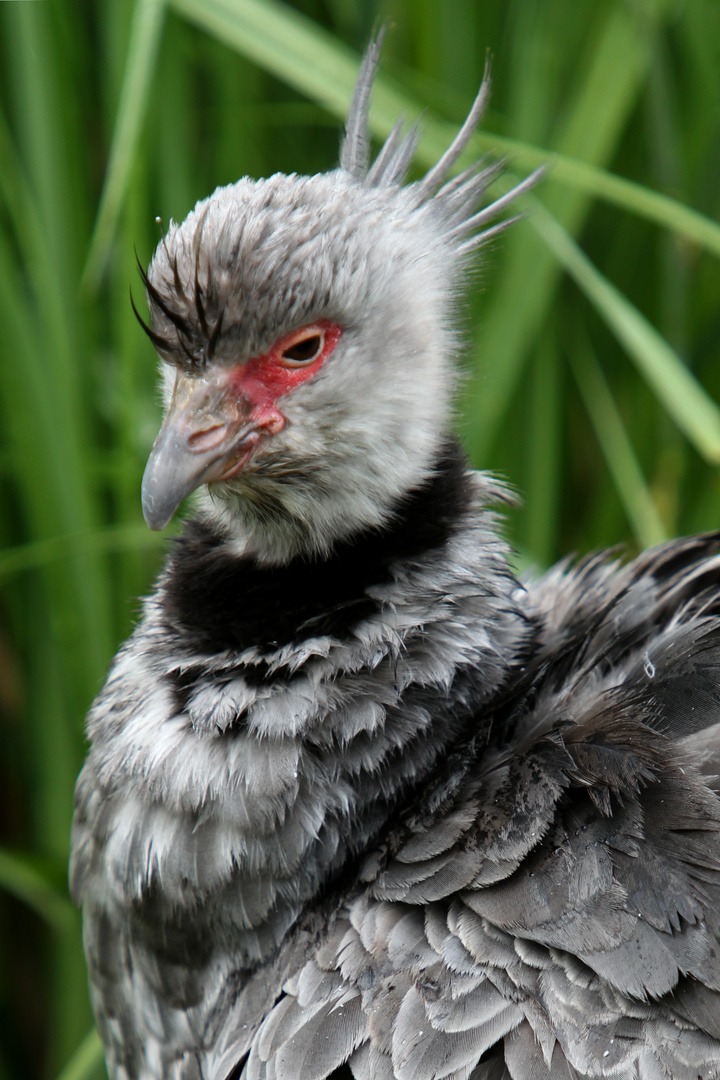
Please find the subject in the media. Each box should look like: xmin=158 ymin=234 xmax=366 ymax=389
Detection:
xmin=71 ymin=36 xmax=720 ymax=1080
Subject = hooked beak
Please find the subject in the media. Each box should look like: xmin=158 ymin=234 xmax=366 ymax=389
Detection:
xmin=141 ymin=368 xmax=280 ymax=530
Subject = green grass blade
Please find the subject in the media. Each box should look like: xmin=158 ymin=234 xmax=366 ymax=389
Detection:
xmin=524 ymin=332 xmax=562 ymax=566
xmin=82 ymin=0 xmax=167 ymax=293
xmin=54 ymin=1030 xmax=106 ymax=1080
xmin=462 ymin=3 xmax=662 ymax=463
xmin=0 ymin=17 xmax=115 ymax=689
xmin=0 ymin=525 xmax=168 ymax=581
xmin=0 ymin=103 xmax=58 ymax=315
xmin=169 ymin=0 xmax=365 ymax=120
xmin=569 ymin=337 xmax=668 ymax=549
xmin=0 ymin=848 xmax=76 ymax=932
xmin=540 ymin=154 xmax=720 ymax=260
xmin=533 ymin=204 xmax=720 ymax=462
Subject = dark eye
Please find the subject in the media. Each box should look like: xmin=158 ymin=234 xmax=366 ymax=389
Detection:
xmin=280 ymin=331 xmax=324 ymax=366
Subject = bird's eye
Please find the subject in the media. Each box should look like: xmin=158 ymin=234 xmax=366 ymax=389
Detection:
xmin=279 ymin=329 xmax=324 ymax=367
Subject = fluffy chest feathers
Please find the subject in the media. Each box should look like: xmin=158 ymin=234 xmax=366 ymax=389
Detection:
xmin=70 ymin=33 xmax=720 ymax=1080
xmin=72 ymin=461 xmax=525 ymax=925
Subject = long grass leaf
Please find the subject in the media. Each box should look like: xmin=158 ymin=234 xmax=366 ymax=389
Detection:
xmin=524 ymin=332 xmax=561 ymax=566
xmin=82 ymin=0 xmax=167 ymax=293
xmin=0 ymin=848 xmax=76 ymax=931
xmin=532 ymin=205 xmax=720 ymax=462
xmin=170 ymin=0 xmax=363 ymax=118
xmin=0 ymin=526 xmax=168 ymax=581
xmin=541 ymin=153 xmax=720 ymax=260
xmin=462 ymin=4 xmax=662 ymax=463
xmin=569 ymin=337 xmax=668 ymax=549
xmin=54 ymin=1030 xmax=105 ymax=1080
xmin=0 ymin=21 xmax=114 ymax=690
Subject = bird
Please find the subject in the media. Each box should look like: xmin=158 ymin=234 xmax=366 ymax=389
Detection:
xmin=70 ymin=33 xmax=720 ymax=1080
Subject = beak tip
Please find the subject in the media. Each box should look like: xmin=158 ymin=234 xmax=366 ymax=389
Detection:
xmin=142 ymin=502 xmax=171 ymax=532
xmin=141 ymin=471 xmax=178 ymax=531
xmin=144 ymin=515 xmax=168 ymax=532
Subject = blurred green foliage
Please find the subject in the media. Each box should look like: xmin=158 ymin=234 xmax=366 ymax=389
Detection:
xmin=0 ymin=0 xmax=719 ymax=1076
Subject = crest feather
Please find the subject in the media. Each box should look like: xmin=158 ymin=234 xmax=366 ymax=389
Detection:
xmin=340 ymin=28 xmax=386 ymax=178
xmin=341 ymin=35 xmax=543 ymax=250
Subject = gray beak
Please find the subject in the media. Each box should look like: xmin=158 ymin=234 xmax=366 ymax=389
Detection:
xmin=141 ymin=369 xmax=257 ymax=530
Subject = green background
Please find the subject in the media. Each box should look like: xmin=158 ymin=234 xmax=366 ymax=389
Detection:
xmin=1 ymin=0 xmax=719 ymax=1076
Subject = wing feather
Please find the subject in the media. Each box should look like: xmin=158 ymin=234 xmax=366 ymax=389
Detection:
xmin=235 ymin=540 xmax=720 ymax=1079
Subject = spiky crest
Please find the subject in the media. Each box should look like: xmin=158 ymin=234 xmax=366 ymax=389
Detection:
xmin=339 ymin=36 xmax=542 ymax=254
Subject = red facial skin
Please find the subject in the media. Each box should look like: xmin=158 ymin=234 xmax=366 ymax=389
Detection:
xmin=229 ymin=319 xmax=343 ymax=429
xmin=216 ymin=320 xmax=343 ymax=480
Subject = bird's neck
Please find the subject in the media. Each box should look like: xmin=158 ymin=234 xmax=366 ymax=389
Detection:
xmin=164 ymin=441 xmax=479 ymax=651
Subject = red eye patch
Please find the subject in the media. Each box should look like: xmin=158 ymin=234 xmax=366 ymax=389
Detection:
xmin=229 ymin=320 xmax=342 ymax=412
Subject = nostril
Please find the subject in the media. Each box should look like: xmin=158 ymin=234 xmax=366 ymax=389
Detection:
xmin=187 ymin=425 xmax=229 ymax=452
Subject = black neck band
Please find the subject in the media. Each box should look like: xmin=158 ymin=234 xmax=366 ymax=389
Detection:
xmin=162 ymin=441 xmax=473 ymax=655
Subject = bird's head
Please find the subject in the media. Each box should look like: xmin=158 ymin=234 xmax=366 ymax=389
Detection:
xmin=136 ymin=38 xmax=538 ymax=563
